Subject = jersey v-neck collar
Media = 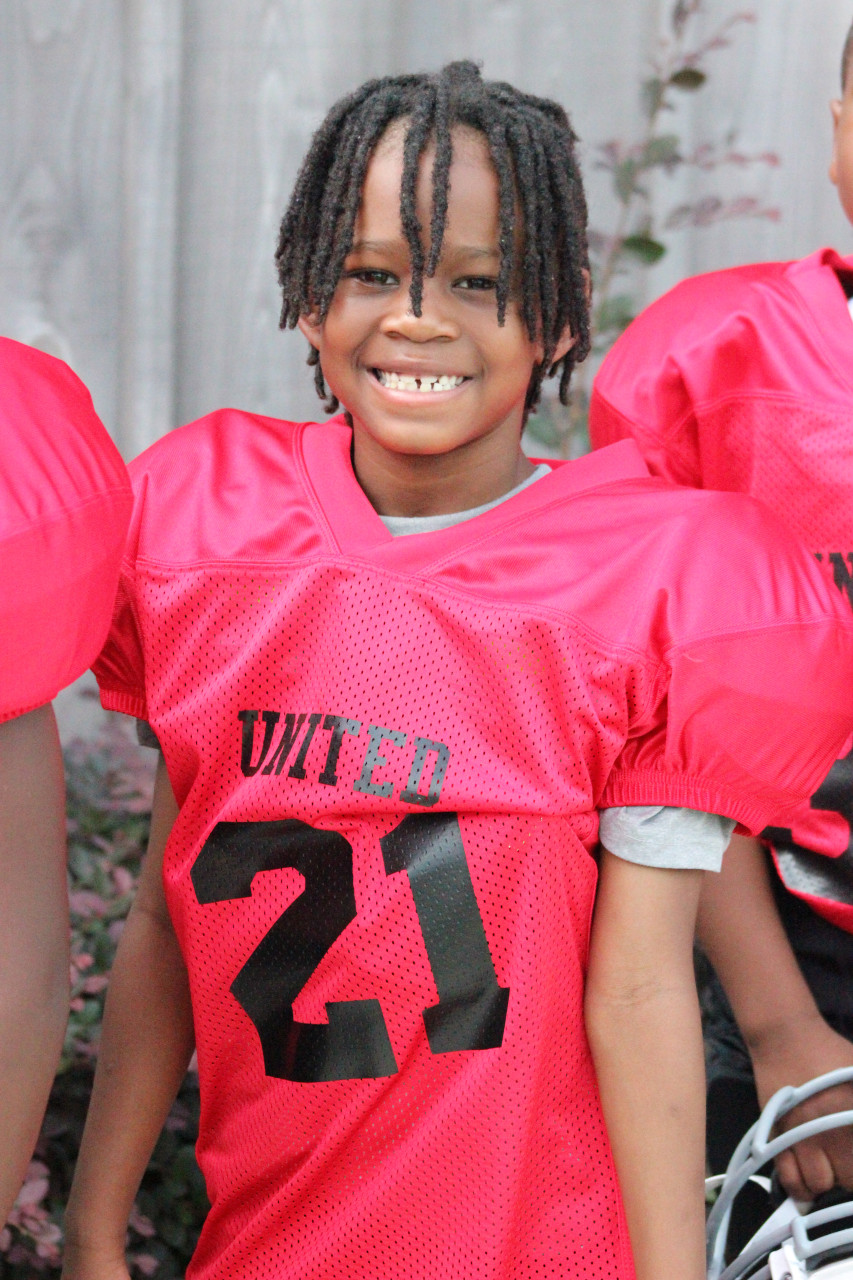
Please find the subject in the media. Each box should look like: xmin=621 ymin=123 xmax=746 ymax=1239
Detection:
xmin=298 ymin=415 xmax=650 ymax=568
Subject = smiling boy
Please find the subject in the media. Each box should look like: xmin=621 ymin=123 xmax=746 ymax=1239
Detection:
xmin=60 ymin=63 xmax=853 ymax=1280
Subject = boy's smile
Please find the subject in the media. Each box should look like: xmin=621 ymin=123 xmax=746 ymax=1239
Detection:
xmin=299 ymin=124 xmax=574 ymax=517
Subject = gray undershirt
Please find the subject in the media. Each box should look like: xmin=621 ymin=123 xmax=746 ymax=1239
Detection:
xmin=379 ymin=463 xmax=551 ymax=537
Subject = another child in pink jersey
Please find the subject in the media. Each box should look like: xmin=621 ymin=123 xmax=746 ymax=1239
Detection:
xmin=0 ymin=337 xmax=131 ymax=1226
xmin=60 ymin=64 xmax=853 ymax=1280
xmin=590 ymin=14 xmax=853 ymax=1239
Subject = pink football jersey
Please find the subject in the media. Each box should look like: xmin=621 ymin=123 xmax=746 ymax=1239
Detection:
xmin=0 ymin=337 xmax=131 ymax=721
xmin=590 ymin=248 xmax=853 ymax=931
xmin=95 ymin=411 xmax=853 ymax=1280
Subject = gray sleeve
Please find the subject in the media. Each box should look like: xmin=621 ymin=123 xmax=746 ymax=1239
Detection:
xmin=598 ymin=805 xmax=736 ymax=872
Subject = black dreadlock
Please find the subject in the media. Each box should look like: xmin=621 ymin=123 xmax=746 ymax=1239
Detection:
xmin=843 ymin=19 xmax=853 ymax=90
xmin=276 ymin=61 xmax=590 ymax=416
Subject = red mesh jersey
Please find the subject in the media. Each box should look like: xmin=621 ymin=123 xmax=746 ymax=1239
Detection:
xmin=95 ymin=411 xmax=853 ymax=1279
xmin=0 ymin=337 xmax=132 ymax=721
xmin=590 ymin=248 xmax=853 ymax=931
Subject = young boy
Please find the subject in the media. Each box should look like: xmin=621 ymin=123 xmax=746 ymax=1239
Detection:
xmin=590 ymin=17 xmax=853 ymax=1217
xmin=61 ymin=64 xmax=853 ymax=1280
xmin=0 ymin=337 xmax=131 ymax=1225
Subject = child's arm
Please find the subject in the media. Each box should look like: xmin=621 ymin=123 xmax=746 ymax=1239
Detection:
xmin=0 ymin=706 xmax=69 ymax=1226
xmin=698 ymin=832 xmax=853 ymax=1199
xmin=62 ymin=756 xmax=193 ymax=1280
xmin=585 ymin=848 xmax=706 ymax=1280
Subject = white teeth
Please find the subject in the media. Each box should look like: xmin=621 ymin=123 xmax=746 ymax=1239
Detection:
xmin=376 ymin=371 xmax=465 ymax=392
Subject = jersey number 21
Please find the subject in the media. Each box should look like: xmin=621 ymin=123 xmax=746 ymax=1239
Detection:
xmin=191 ymin=812 xmax=510 ymax=1082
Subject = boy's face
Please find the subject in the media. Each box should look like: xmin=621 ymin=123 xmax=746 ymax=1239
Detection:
xmin=299 ymin=125 xmax=574 ymax=508
xmin=830 ymin=70 xmax=853 ymax=224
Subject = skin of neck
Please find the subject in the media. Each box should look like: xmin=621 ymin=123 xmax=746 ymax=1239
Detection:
xmin=351 ymin=427 xmax=536 ymax=518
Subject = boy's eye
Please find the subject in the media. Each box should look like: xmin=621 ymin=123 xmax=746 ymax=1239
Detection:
xmin=347 ymin=268 xmax=398 ymax=287
xmin=455 ymin=276 xmax=498 ymax=292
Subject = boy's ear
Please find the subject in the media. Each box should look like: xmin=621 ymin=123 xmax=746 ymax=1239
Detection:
xmin=551 ymin=326 xmax=578 ymax=365
xmin=297 ymin=313 xmax=322 ymax=350
xmin=542 ymin=267 xmax=590 ymax=365
xmin=830 ymin=98 xmax=843 ymax=186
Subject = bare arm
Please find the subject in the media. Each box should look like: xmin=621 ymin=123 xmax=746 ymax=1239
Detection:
xmin=0 ymin=705 xmax=68 ymax=1226
xmin=62 ymin=756 xmax=194 ymax=1280
xmin=585 ymin=849 xmax=705 ymax=1280
xmin=698 ymin=832 xmax=853 ymax=1199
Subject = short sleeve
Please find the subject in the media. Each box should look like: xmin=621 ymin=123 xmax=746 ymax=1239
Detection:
xmin=599 ymin=498 xmax=853 ymax=834
xmin=91 ymin=562 xmax=149 ymax=720
xmin=0 ymin=338 xmax=132 ymax=723
xmin=602 ymin=619 xmax=853 ymax=833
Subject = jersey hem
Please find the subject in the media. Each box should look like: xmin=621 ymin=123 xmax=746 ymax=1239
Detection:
xmin=0 ymin=698 xmax=55 ymax=724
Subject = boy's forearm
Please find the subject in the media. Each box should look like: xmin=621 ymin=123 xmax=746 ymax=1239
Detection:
xmin=63 ymin=761 xmax=193 ymax=1270
xmin=587 ymin=985 xmax=706 ymax=1280
xmin=63 ymin=902 xmax=195 ymax=1260
xmin=585 ymin=851 xmax=706 ymax=1280
xmin=0 ymin=706 xmax=69 ymax=1226
xmin=698 ymin=832 xmax=853 ymax=1197
xmin=697 ymin=833 xmax=820 ymax=1053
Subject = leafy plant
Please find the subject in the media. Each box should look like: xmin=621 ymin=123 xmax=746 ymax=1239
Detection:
xmin=0 ymin=721 xmax=208 ymax=1278
xmin=526 ymin=0 xmax=780 ymax=458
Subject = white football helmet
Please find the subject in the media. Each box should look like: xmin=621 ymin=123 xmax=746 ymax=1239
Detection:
xmin=706 ymin=1068 xmax=853 ymax=1279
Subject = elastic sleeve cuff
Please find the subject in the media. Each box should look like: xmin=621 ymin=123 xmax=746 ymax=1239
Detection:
xmin=600 ymin=769 xmax=788 ymax=837
xmin=98 ymin=686 xmax=148 ymax=720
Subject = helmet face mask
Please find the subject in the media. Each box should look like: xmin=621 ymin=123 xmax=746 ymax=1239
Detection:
xmin=707 ymin=1068 xmax=853 ymax=1280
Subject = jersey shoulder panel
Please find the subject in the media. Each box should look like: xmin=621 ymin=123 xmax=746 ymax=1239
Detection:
xmin=590 ymin=252 xmax=853 ymax=486
xmin=593 ymin=259 xmax=792 ymax=408
xmin=125 ymin=409 xmax=334 ymax=566
xmin=0 ymin=335 xmax=130 ymax=537
xmin=431 ymin=470 xmax=842 ymax=649
xmin=0 ymin=337 xmax=132 ymax=721
xmin=589 ymin=264 xmax=787 ymax=481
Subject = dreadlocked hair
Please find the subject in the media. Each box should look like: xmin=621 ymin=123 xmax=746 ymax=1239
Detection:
xmin=276 ymin=61 xmax=590 ymax=415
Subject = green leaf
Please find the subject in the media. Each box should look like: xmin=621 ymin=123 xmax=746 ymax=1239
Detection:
xmin=669 ymin=67 xmax=706 ymax=91
xmin=641 ymin=134 xmax=681 ymax=169
xmin=641 ymin=77 xmax=666 ymax=120
xmin=613 ymin=159 xmax=638 ymax=204
xmin=619 ymin=234 xmax=667 ymax=265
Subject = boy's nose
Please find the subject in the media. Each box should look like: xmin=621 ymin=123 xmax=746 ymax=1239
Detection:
xmin=379 ymin=281 xmax=460 ymax=342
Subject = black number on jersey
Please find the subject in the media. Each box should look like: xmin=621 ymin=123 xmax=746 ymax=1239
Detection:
xmin=191 ymin=813 xmax=509 ymax=1082
xmin=381 ymin=813 xmax=509 ymax=1053
xmin=191 ymin=820 xmax=396 ymax=1081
